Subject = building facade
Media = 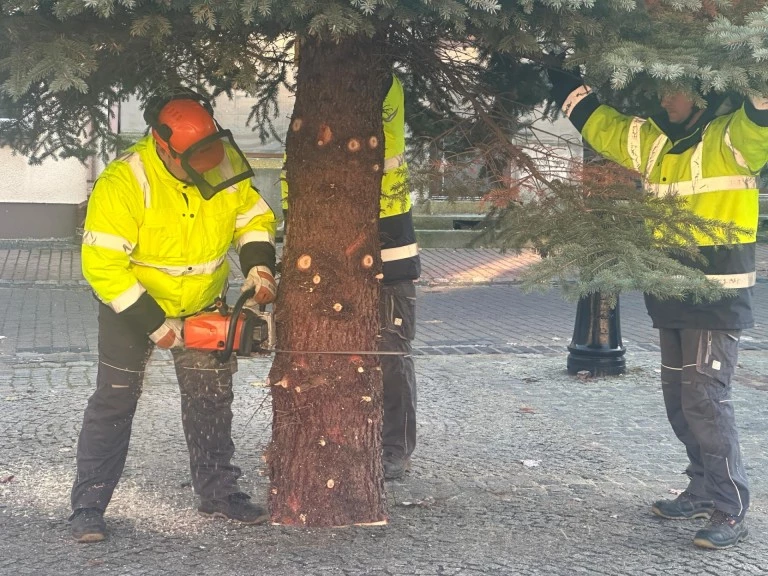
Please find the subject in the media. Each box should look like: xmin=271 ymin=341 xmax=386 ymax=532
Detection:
xmin=0 ymin=90 xmax=582 ymax=240
xmin=0 ymin=89 xmax=294 ymax=241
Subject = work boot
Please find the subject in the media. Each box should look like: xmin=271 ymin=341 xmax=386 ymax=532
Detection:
xmin=651 ymin=490 xmax=715 ymax=520
xmin=693 ymin=510 xmax=748 ymax=549
xmin=69 ymin=508 xmax=107 ymax=543
xmin=198 ymin=492 xmax=269 ymax=525
xmin=383 ymin=453 xmax=410 ymax=481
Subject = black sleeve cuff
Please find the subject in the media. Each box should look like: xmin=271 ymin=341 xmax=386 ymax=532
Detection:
xmin=119 ymin=291 xmax=166 ymax=335
xmin=239 ymin=241 xmax=276 ymax=276
xmin=551 ymin=82 xmax=582 ymax=109
xmin=569 ymin=93 xmax=601 ymax=133
xmin=744 ymin=98 xmax=768 ymax=127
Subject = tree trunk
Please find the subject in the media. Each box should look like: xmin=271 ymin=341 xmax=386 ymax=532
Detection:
xmin=266 ymin=35 xmax=389 ymax=527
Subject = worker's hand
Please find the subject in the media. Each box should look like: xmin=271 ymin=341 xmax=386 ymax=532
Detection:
xmin=547 ymin=61 xmax=584 ymax=109
xmin=242 ymin=265 xmax=277 ymax=306
xmin=149 ymin=318 xmax=184 ymax=349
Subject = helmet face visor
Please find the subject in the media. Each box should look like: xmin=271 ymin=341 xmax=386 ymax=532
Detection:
xmin=178 ymin=130 xmax=255 ymax=200
xmin=187 ymin=138 xmax=225 ymax=174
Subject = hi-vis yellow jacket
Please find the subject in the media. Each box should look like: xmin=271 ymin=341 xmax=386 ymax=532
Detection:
xmin=281 ymin=74 xmax=420 ymax=283
xmin=562 ymin=86 xmax=768 ymax=328
xmin=82 ymin=135 xmax=276 ymax=331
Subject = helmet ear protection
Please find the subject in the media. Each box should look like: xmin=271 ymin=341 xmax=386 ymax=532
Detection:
xmin=143 ymin=88 xmax=215 ymax=143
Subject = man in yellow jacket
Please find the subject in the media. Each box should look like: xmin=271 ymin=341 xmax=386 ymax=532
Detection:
xmin=549 ymin=66 xmax=768 ymax=549
xmin=70 ymin=89 xmax=277 ymax=542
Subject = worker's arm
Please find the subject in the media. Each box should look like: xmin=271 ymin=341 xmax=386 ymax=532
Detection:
xmin=567 ymin=91 xmax=659 ymax=174
xmin=548 ymin=66 xmax=659 ymax=174
xmin=723 ymin=97 xmax=768 ymax=173
xmin=280 ymin=152 xmax=289 ymax=212
xmin=81 ymin=172 xmax=166 ymax=337
xmin=234 ymin=183 xmax=276 ymax=275
xmin=234 ymin=183 xmax=277 ymax=305
xmin=279 ymin=152 xmax=290 ymax=238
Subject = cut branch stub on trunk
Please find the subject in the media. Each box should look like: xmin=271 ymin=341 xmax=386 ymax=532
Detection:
xmin=317 ymin=124 xmax=333 ymax=146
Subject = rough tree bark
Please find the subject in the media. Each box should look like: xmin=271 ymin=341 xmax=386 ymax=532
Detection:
xmin=266 ymin=35 xmax=390 ymax=527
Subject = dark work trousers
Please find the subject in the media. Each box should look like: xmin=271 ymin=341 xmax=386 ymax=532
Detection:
xmin=659 ymin=328 xmax=749 ymax=517
xmin=71 ymin=303 xmax=241 ymax=513
xmin=378 ymin=280 xmax=417 ymax=460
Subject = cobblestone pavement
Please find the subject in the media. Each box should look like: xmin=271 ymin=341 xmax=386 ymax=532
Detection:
xmin=2 ymin=352 xmax=767 ymax=575
xmin=0 ymin=244 xmax=543 ymax=287
xmin=4 ymin=242 xmax=768 ymax=285
xmin=1 ymin=242 xmax=768 ymax=574
xmin=4 ymin=283 xmax=768 ymax=359
xmin=4 ymin=242 xmax=768 ymax=358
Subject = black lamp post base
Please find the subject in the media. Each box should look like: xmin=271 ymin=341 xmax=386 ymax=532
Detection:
xmin=566 ymin=292 xmax=626 ymax=377
xmin=566 ymin=349 xmax=626 ymax=376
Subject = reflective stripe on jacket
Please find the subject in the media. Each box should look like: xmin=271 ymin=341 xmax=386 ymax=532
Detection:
xmin=281 ymin=73 xmax=420 ymax=283
xmin=564 ymin=88 xmax=768 ymax=328
xmin=82 ymin=135 xmax=276 ymax=317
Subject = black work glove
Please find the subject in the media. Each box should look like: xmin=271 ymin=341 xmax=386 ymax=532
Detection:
xmin=547 ymin=64 xmax=584 ymax=109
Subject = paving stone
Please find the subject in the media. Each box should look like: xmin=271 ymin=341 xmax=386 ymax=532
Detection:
xmin=1 ymin=242 xmax=767 ymax=573
xmin=3 ymin=353 xmax=765 ymax=574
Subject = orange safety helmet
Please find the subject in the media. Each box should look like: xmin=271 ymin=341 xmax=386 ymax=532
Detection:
xmin=143 ymin=89 xmax=254 ymax=199
xmin=151 ymin=98 xmax=225 ymax=173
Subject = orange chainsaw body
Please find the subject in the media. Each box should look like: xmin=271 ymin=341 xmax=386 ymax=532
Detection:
xmin=184 ymin=311 xmax=246 ymax=352
xmin=183 ymin=289 xmax=274 ymax=359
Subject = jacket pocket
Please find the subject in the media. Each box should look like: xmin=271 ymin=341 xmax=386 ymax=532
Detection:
xmin=138 ymin=212 xmax=182 ymax=259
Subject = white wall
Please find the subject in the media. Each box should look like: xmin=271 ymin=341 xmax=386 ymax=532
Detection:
xmin=509 ymin=110 xmax=583 ymax=199
xmin=0 ymin=148 xmax=90 ymax=204
xmin=0 ymin=92 xmax=578 ymax=210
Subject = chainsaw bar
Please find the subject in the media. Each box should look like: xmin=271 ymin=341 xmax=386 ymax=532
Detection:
xmin=270 ymin=349 xmax=408 ymax=356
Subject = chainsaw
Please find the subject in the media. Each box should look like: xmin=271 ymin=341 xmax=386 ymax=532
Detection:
xmin=183 ymin=287 xmax=275 ymax=361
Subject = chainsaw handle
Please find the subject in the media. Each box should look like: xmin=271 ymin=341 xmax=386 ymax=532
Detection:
xmin=216 ymin=287 xmax=254 ymax=362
